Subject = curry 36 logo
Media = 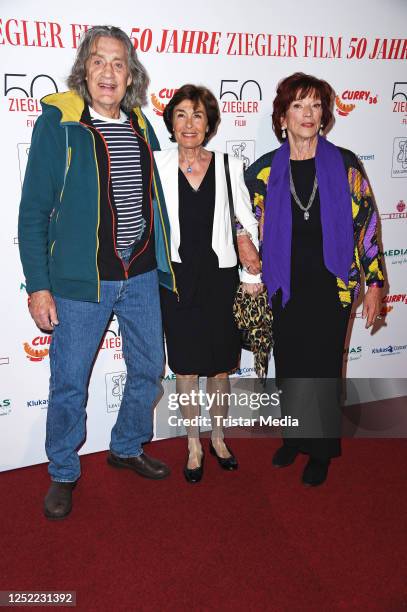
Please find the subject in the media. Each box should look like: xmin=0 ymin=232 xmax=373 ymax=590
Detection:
xmin=105 ymin=371 xmax=127 ymax=412
xmin=23 ymin=335 xmax=51 ymax=362
xmin=150 ymin=87 xmax=179 ymax=116
xmin=226 ymin=140 xmax=255 ymax=169
xmin=381 ymin=200 xmax=407 ymax=220
xmin=382 ymin=293 xmax=407 ymax=305
xmin=219 ymin=79 xmax=262 ymax=127
xmin=5 ymin=73 xmax=58 ymax=127
xmin=392 ymin=138 xmax=407 ymax=177
xmin=0 ymin=399 xmax=11 ymax=416
xmin=335 ymin=89 xmax=378 ymax=117
xmin=392 ymin=82 xmax=407 ymax=126
xmin=378 ymin=293 xmax=407 ymax=318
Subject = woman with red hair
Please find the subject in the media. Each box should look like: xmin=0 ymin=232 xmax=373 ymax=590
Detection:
xmin=245 ymin=73 xmax=384 ymax=486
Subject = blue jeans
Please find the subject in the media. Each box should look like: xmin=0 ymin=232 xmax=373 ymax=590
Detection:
xmin=45 ymin=267 xmax=164 ymax=482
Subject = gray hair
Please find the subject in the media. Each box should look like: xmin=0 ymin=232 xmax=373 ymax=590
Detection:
xmin=67 ymin=25 xmax=149 ymax=110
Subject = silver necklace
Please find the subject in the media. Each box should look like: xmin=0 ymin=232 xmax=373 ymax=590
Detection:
xmin=289 ymin=163 xmax=318 ymax=221
xmin=182 ymin=152 xmax=200 ymax=173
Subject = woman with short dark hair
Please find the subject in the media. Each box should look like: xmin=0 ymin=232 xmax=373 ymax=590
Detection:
xmin=245 ymin=73 xmax=384 ymax=486
xmin=155 ymin=84 xmax=263 ymax=483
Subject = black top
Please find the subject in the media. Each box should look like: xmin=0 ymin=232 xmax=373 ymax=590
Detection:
xmin=174 ymin=156 xmax=218 ymax=305
xmin=289 ymin=158 xmax=338 ymax=299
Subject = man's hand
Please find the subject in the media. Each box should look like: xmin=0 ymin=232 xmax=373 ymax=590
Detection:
xmin=362 ymin=286 xmax=382 ymax=329
xmin=28 ymin=290 xmax=59 ymax=331
xmin=237 ymin=235 xmax=261 ymax=275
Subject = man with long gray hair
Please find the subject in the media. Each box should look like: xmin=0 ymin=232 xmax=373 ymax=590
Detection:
xmin=19 ymin=26 xmax=175 ymax=519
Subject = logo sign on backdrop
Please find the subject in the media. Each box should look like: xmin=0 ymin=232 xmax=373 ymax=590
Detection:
xmin=226 ymin=140 xmax=255 ymax=169
xmin=392 ymin=138 xmax=407 ymax=177
xmin=105 ymin=372 xmax=127 ymax=413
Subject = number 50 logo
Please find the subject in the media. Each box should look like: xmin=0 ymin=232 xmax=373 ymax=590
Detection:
xmin=4 ymin=73 xmax=58 ymax=99
xmin=219 ymin=79 xmax=262 ymax=101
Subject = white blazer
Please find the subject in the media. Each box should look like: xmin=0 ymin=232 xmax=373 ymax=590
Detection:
xmin=154 ymin=149 xmax=261 ymax=283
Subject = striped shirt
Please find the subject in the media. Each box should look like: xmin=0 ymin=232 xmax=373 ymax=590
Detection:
xmin=90 ymin=107 xmax=144 ymax=250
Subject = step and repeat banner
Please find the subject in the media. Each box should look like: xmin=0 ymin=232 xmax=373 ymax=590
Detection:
xmin=0 ymin=0 xmax=406 ymax=471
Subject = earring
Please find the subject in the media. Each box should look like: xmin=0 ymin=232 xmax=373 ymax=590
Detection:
xmin=319 ymin=124 xmax=324 ymax=135
xmin=282 ymin=128 xmax=286 ymax=139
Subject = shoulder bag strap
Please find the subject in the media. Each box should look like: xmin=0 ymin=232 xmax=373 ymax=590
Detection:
xmin=224 ymin=153 xmax=238 ymax=256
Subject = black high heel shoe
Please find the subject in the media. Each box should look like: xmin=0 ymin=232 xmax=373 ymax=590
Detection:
xmin=183 ymin=450 xmax=204 ymax=483
xmin=209 ymin=439 xmax=238 ymax=471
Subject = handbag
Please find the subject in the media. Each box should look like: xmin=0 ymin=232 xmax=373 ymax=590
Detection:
xmin=223 ymin=154 xmax=273 ymax=379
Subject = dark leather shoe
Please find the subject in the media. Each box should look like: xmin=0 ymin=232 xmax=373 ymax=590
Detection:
xmin=44 ymin=481 xmax=76 ymax=520
xmin=183 ymin=450 xmax=204 ymax=483
xmin=107 ymin=451 xmax=170 ymax=480
xmin=302 ymin=457 xmax=331 ymax=487
xmin=209 ymin=440 xmax=238 ymax=470
xmin=272 ymin=445 xmax=300 ymax=467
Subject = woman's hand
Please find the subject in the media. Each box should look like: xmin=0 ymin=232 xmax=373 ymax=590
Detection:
xmin=237 ymin=234 xmax=261 ymax=275
xmin=362 ymin=285 xmax=383 ymax=329
xmin=241 ymin=282 xmax=264 ymax=297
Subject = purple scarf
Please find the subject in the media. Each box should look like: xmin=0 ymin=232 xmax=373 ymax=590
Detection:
xmin=262 ymin=136 xmax=354 ymax=306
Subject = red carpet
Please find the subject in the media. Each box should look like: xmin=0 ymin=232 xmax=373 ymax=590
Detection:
xmin=1 ymin=438 xmax=406 ymax=611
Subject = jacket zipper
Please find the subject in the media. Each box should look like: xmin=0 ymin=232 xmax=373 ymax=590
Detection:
xmin=80 ymin=122 xmax=101 ymax=300
xmin=86 ymin=124 xmax=128 ymax=279
xmin=127 ymin=119 xmax=154 ymax=273
xmin=131 ymin=116 xmax=178 ymax=295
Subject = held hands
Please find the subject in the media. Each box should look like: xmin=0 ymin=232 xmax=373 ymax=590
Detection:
xmin=241 ymin=282 xmax=264 ymax=297
xmin=28 ymin=290 xmax=59 ymax=331
xmin=362 ymin=286 xmax=383 ymax=329
xmin=237 ymin=234 xmax=261 ymax=275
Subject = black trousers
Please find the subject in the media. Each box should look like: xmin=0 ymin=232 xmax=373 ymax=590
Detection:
xmin=272 ymin=289 xmax=351 ymax=460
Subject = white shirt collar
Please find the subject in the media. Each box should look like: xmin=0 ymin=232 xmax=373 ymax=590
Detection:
xmin=89 ymin=106 xmax=128 ymax=123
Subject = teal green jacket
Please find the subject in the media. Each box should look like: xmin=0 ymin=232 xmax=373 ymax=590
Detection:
xmin=18 ymin=91 xmax=176 ymax=302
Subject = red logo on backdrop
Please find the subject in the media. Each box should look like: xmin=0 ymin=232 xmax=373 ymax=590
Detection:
xmin=99 ymin=317 xmax=123 ymax=360
xmin=23 ymin=335 xmax=52 ymax=362
xmin=150 ymin=88 xmax=179 ymax=116
xmin=392 ymin=82 xmax=407 ymax=126
xmin=381 ymin=200 xmax=407 ymax=220
xmin=335 ymin=90 xmax=378 ymax=117
xmin=378 ymin=294 xmax=407 ymax=318
xmin=219 ymin=79 xmax=262 ymax=127
xmin=382 ymin=294 xmax=407 ymax=305
xmin=5 ymin=73 xmax=58 ymax=128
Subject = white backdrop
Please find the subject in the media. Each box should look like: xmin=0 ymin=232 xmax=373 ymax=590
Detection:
xmin=1 ymin=0 xmax=406 ymax=471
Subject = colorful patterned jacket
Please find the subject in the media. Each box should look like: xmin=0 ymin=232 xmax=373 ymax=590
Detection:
xmin=244 ymin=147 xmax=384 ymax=307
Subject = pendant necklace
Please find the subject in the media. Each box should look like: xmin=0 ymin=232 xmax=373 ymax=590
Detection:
xmin=289 ymin=163 xmax=318 ymax=221
xmin=184 ymin=155 xmax=196 ymax=174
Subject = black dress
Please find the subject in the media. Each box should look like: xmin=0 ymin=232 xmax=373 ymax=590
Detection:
xmin=272 ymin=158 xmax=351 ymax=459
xmin=160 ymin=156 xmax=240 ymax=376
